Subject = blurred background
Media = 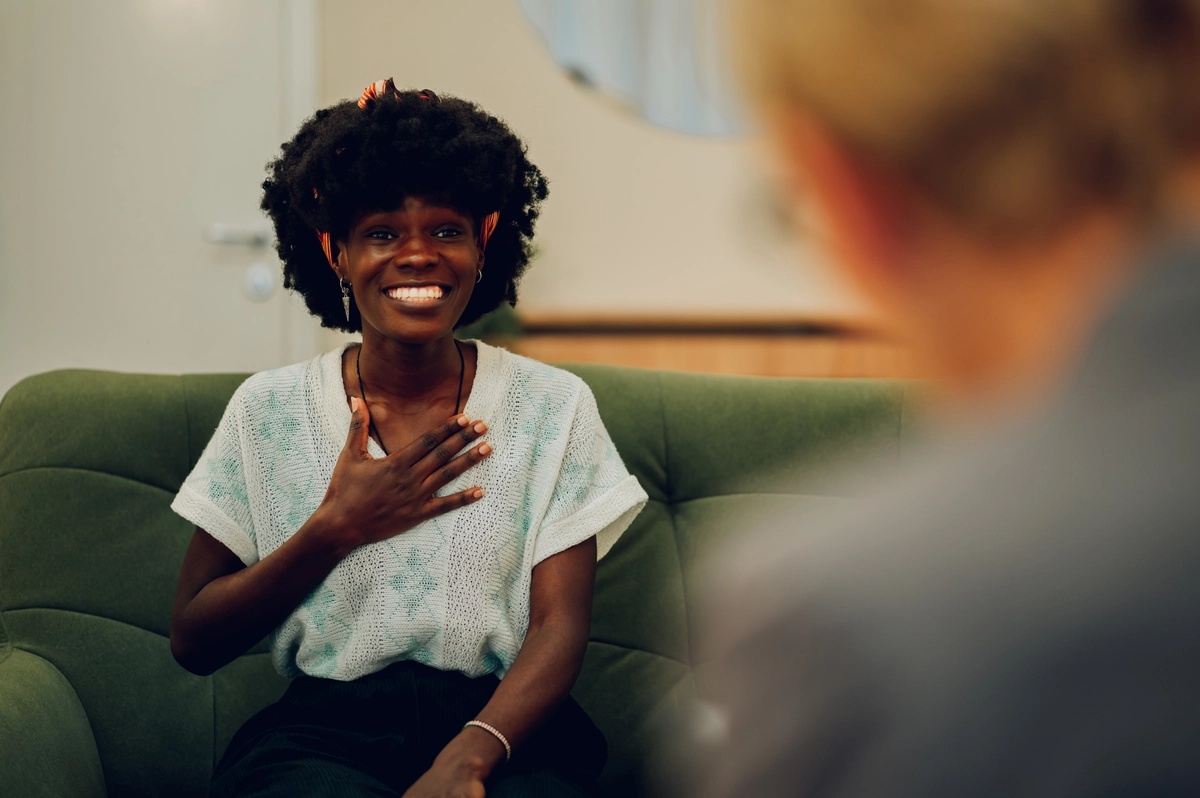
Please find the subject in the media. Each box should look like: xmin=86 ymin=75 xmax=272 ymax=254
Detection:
xmin=0 ymin=0 xmax=913 ymax=399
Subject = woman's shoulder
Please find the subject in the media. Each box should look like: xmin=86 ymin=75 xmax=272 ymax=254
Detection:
xmin=228 ymin=346 xmax=344 ymax=412
xmin=479 ymin=341 xmax=590 ymax=400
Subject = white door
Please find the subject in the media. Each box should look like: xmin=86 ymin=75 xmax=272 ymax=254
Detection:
xmin=0 ymin=0 xmax=321 ymax=396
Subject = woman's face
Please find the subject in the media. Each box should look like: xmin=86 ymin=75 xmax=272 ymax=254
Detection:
xmin=336 ymin=196 xmax=482 ymax=345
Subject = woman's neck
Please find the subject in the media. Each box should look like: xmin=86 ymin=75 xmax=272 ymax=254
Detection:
xmin=357 ymin=331 xmax=462 ymax=406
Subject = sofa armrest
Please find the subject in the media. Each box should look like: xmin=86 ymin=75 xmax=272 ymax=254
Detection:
xmin=0 ymin=647 xmax=106 ymax=797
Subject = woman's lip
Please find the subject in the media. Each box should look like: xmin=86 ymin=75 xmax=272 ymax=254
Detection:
xmin=382 ymin=281 xmax=450 ymax=289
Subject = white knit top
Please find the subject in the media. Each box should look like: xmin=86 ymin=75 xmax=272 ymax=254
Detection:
xmin=171 ymin=342 xmax=647 ymax=681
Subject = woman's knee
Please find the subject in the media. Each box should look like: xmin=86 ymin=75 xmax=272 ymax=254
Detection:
xmin=487 ymin=768 xmax=598 ymax=798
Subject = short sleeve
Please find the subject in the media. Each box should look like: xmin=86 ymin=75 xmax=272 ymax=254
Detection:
xmin=170 ymin=385 xmax=260 ymax=566
xmin=533 ymin=383 xmax=648 ymax=565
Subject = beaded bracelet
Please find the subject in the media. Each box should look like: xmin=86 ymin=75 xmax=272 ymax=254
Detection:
xmin=463 ymin=719 xmax=512 ymax=762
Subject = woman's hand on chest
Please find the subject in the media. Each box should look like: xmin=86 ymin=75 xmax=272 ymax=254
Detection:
xmin=314 ymin=397 xmax=492 ymax=551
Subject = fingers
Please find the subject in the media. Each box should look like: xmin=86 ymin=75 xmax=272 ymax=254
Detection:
xmin=398 ymin=414 xmax=489 ymax=471
xmin=423 ymin=484 xmax=487 ymax=520
xmin=344 ymin=396 xmax=373 ymax=460
xmin=423 ymin=442 xmax=493 ymax=494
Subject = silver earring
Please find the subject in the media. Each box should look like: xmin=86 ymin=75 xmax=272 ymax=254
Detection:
xmin=475 ymin=269 xmax=483 ymax=284
xmin=340 ymin=279 xmax=351 ymax=321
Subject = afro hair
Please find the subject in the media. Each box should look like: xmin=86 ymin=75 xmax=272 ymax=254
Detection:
xmin=261 ymin=87 xmax=549 ymax=331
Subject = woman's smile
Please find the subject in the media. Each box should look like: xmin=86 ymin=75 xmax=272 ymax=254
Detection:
xmin=383 ymin=282 xmax=452 ymax=308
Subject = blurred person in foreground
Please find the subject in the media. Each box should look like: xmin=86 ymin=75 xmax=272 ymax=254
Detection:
xmin=696 ymin=1 xmax=1200 ymax=795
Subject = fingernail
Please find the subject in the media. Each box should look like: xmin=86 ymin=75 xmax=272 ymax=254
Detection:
xmin=457 ymin=415 xmax=469 ymax=427
xmin=473 ymin=422 xmax=487 ymax=434
xmin=473 ymin=488 xmax=485 ymax=499
xmin=351 ymin=396 xmax=359 ymax=412
xmin=479 ymin=444 xmax=492 ymax=456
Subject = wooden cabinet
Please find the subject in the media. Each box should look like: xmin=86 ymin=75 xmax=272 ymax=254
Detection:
xmin=511 ymin=314 xmax=917 ymax=379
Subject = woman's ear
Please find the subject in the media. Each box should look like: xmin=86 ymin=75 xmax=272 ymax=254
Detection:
xmin=333 ymin=241 xmax=349 ymax=281
xmin=771 ymin=112 xmax=914 ymax=305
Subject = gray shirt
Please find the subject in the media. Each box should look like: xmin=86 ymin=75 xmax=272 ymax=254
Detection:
xmin=700 ymin=238 xmax=1200 ymax=797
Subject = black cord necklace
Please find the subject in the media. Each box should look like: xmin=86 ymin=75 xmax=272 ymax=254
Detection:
xmin=355 ymin=340 xmax=465 ymax=456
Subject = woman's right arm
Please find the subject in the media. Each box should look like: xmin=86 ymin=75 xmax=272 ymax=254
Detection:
xmin=170 ymin=397 xmax=491 ymax=675
xmin=169 ymin=512 xmax=351 ymax=675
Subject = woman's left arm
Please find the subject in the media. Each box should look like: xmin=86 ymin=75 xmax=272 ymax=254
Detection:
xmin=403 ymin=536 xmax=598 ymax=797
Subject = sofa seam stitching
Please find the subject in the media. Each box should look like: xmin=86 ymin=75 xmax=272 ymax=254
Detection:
xmin=657 ymin=373 xmax=693 ymax=666
xmin=657 ymin=371 xmax=671 ymax=503
xmin=587 ymin=638 xmax=688 ymax=667
xmin=211 ymin=665 xmax=219 ymax=773
xmin=669 ymin=505 xmax=692 ymax=668
xmin=5 ymin=607 xmax=277 ymax=660
xmin=0 ymin=465 xmax=175 ymax=495
xmin=180 ymin=375 xmax=196 ymax=479
xmin=668 ymin=490 xmax=848 ymax=503
xmin=3 ymin=606 xmax=172 ymax=640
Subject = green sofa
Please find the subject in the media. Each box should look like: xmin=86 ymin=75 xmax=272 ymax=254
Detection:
xmin=0 ymin=365 xmax=910 ymax=797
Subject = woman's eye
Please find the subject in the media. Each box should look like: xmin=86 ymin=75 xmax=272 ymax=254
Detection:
xmin=365 ymin=230 xmax=396 ymax=240
xmin=434 ymin=227 xmax=464 ymax=239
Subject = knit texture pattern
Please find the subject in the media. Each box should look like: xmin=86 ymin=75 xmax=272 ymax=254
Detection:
xmin=171 ymin=342 xmax=647 ymax=681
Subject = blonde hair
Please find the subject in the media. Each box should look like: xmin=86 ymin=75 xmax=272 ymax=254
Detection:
xmin=734 ymin=0 xmax=1200 ymax=235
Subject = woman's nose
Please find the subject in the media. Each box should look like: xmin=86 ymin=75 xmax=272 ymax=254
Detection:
xmin=395 ymin=235 xmax=437 ymax=269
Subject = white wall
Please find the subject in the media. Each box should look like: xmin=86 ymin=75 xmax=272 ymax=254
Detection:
xmin=0 ymin=0 xmax=321 ymax=397
xmin=0 ymin=0 xmax=868 ymax=398
xmin=319 ymin=0 xmax=865 ymax=321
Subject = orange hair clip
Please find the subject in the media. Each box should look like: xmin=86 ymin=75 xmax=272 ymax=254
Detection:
xmin=478 ymin=211 xmax=500 ymax=250
xmin=357 ymin=78 xmax=393 ymax=108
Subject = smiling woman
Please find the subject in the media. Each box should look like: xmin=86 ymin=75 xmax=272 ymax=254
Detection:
xmin=167 ymin=80 xmax=647 ymax=798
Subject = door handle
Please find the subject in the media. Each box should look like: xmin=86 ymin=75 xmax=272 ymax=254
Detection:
xmin=205 ymin=222 xmax=273 ymax=248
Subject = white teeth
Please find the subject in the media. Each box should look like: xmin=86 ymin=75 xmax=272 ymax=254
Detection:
xmin=387 ymin=285 xmax=445 ymax=301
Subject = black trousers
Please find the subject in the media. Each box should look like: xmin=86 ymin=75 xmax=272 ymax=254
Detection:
xmin=210 ymin=661 xmax=607 ymax=797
